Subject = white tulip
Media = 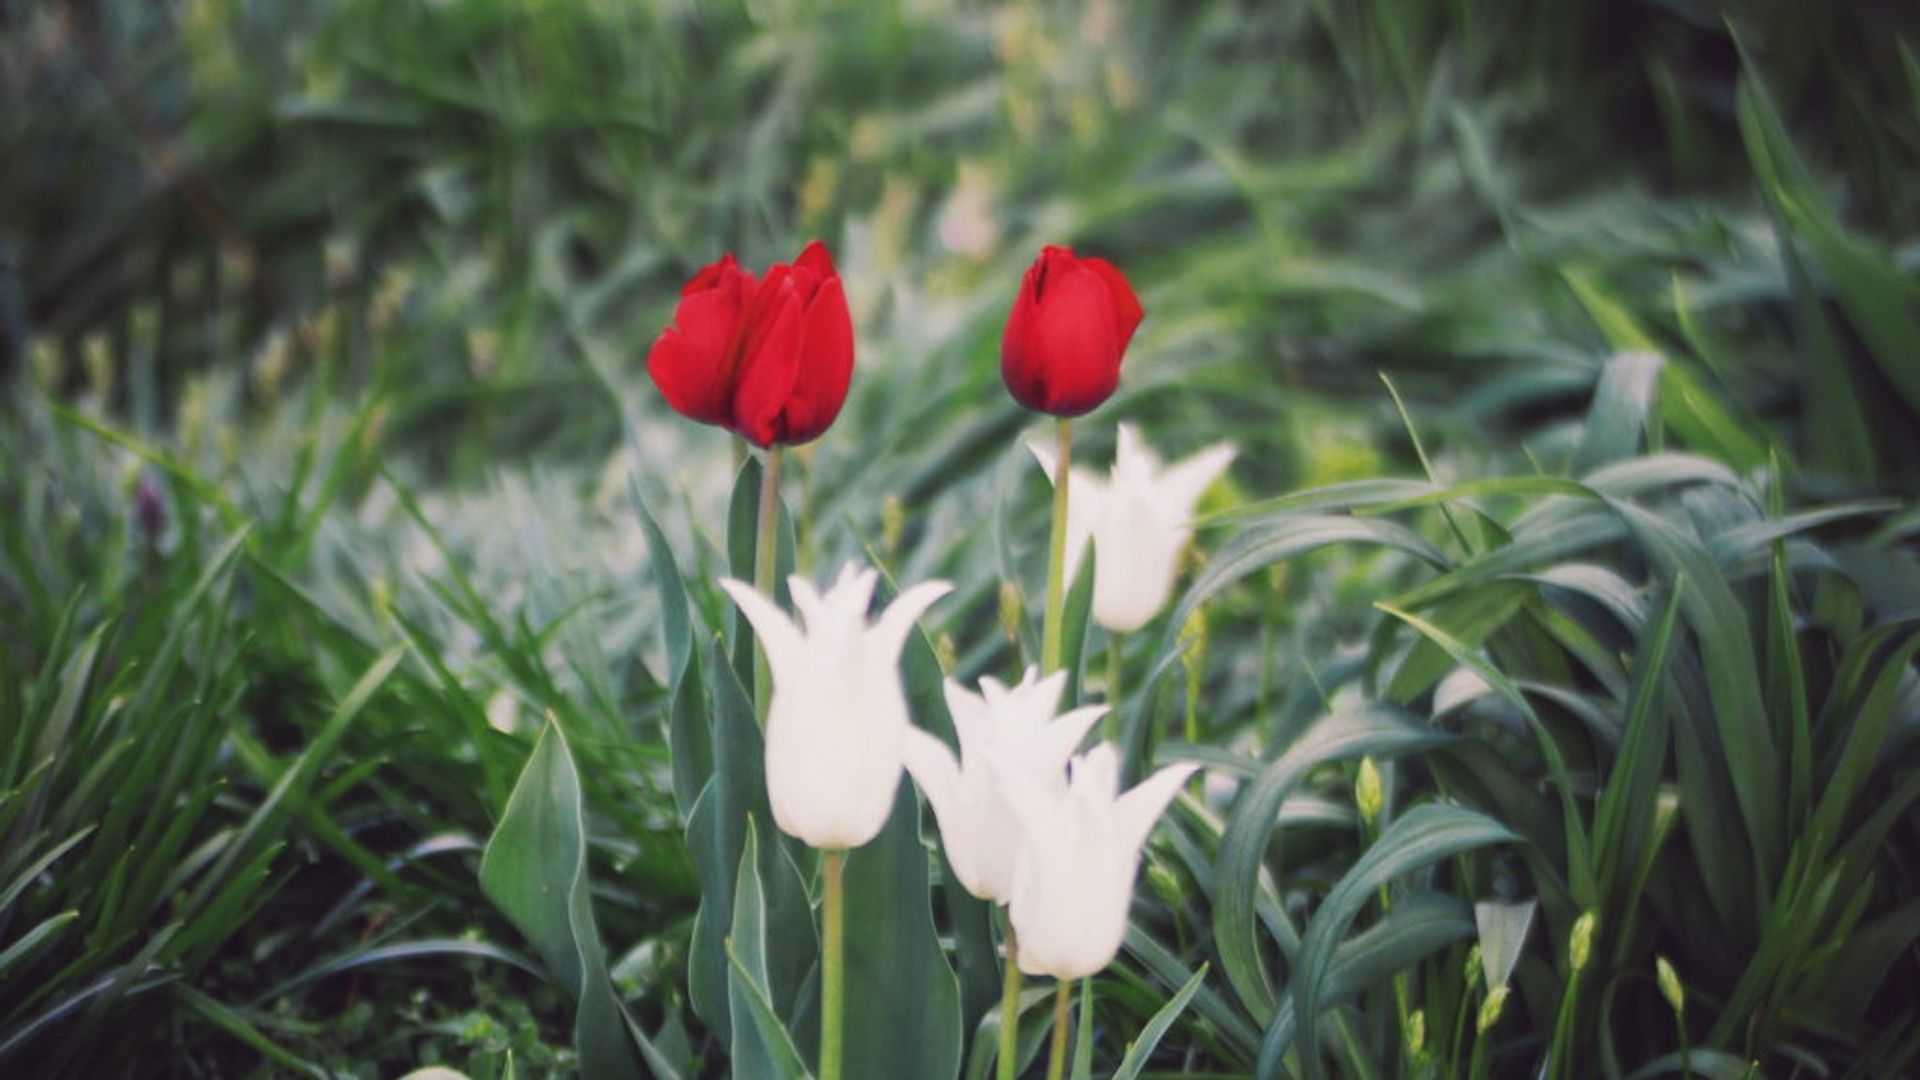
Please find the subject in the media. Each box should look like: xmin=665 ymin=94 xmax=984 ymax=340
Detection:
xmin=719 ymin=564 xmax=952 ymax=850
xmin=1031 ymin=423 xmax=1235 ymax=633
xmin=1003 ymin=744 xmax=1197 ymax=980
xmin=900 ymin=668 xmax=1106 ymax=904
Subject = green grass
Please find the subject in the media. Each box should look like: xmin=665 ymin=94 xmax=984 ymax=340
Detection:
xmin=3 ymin=0 xmax=1919 ymax=1076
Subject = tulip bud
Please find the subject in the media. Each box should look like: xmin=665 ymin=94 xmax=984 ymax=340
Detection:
xmin=1476 ymin=985 xmax=1509 ymax=1033
xmin=1569 ymin=911 xmax=1597 ymax=974
xmin=1000 ymin=246 xmax=1142 ymax=417
xmin=1145 ymin=855 xmax=1183 ymax=909
xmin=648 ymin=242 xmax=854 ymax=448
xmin=1406 ymin=1009 xmax=1426 ymax=1056
xmin=1655 ymin=955 xmax=1685 ymax=1015
xmin=1355 ymin=757 xmax=1384 ymax=830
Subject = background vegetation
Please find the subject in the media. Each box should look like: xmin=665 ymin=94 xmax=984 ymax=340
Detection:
xmin=4 ymin=0 xmax=1919 ymax=1075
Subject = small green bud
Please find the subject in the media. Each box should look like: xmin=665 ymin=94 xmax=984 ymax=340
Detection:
xmin=1569 ymin=911 xmax=1597 ymax=974
xmin=1355 ymin=757 xmax=1384 ymax=829
xmin=1476 ymin=984 xmax=1509 ymax=1033
xmin=1145 ymin=857 xmax=1183 ymax=909
xmin=1655 ymin=955 xmax=1684 ymax=1015
xmin=1464 ymin=945 xmax=1484 ymax=989
xmin=935 ymin=633 xmax=958 ymax=676
xmin=998 ymin=582 xmax=1024 ymax=649
xmin=1406 ymin=1008 xmax=1426 ymax=1055
xmin=880 ymin=495 xmax=906 ymax=556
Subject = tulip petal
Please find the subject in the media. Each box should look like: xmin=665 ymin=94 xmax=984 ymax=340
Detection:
xmin=1080 ymin=255 xmax=1145 ymax=347
xmin=730 ymin=274 xmax=805 ymax=447
xmin=870 ymin=579 xmax=954 ymax=655
xmin=775 ymin=274 xmax=854 ymax=445
xmin=900 ymin=728 xmax=967 ymax=861
xmin=1038 ymin=705 xmax=1107 ymax=771
xmin=718 ymin=577 xmax=804 ymax=677
xmin=1160 ymin=442 xmax=1238 ymax=522
xmin=1114 ymin=761 xmax=1200 ymax=857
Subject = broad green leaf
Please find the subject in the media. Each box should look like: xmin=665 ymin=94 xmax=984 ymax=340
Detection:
xmin=479 ymin=720 xmax=643 ymax=1079
xmin=729 ymin=819 xmax=809 ymax=1079
xmin=841 ymin=783 xmax=964 ymax=1080
xmin=629 ymin=473 xmax=692 ymax=688
xmin=684 ymin=650 xmax=817 ymax=1043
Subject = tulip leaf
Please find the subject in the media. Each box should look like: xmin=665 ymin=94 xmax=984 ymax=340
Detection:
xmin=1151 ymin=514 xmax=1451 ymax=688
xmin=1254 ymin=893 xmax=1478 ymax=1079
xmin=840 ymin=781 xmax=964 ymax=1080
xmin=1111 ymin=964 xmax=1209 ymax=1080
xmin=728 ymin=818 xmax=811 ymax=1080
xmin=1213 ymin=703 xmax=1455 ymax=1022
xmin=478 ymin=719 xmax=645 ymax=1079
xmin=1069 ymin=979 xmax=1094 ymax=1080
xmin=685 ymin=648 xmax=818 ymax=1045
xmin=667 ymin=649 xmax=713 ymax=826
xmin=629 ymin=472 xmax=692 ymax=689
xmin=726 ymin=456 xmax=798 ymax=691
xmin=901 ymin=605 xmax=1001 ymax=1037
xmin=1293 ymin=807 xmax=1516 ymax=1080
xmin=1060 ymin=546 xmax=1097 ymax=707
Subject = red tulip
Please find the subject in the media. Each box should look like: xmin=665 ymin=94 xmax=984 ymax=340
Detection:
xmin=646 ymin=242 xmax=854 ymax=447
xmin=1000 ymin=246 xmax=1143 ymax=417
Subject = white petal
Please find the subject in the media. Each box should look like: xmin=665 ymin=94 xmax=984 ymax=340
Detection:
xmin=1158 ymin=442 xmax=1237 ymax=522
xmin=870 ymin=579 xmax=953 ymax=655
xmin=1113 ymin=761 xmax=1199 ymax=857
xmin=1037 ymin=705 xmax=1106 ymax=775
xmin=718 ymin=578 xmax=804 ymax=675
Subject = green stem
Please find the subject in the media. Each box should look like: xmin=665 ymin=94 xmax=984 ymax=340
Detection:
xmin=1677 ymin=1013 xmax=1691 ymax=1077
xmin=1040 ymin=418 xmax=1072 ymax=674
xmin=998 ymin=919 xmax=1021 ymax=1080
xmin=1045 ymin=978 xmax=1073 ymax=1080
xmin=753 ymin=447 xmax=783 ymax=726
xmin=1105 ymin=632 xmax=1122 ymax=741
xmin=821 ymin=848 xmax=845 ymax=1080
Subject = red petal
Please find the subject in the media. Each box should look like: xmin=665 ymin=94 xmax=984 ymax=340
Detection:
xmin=1080 ymin=256 xmax=1143 ymax=347
xmin=1000 ymin=257 xmax=1049 ymax=411
xmin=648 ymin=256 xmax=753 ymax=426
xmin=794 ymin=240 xmax=837 ymax=282
xmin=777 ymin=275 xmax=854 ymax=445
xmin=729 ymin=274 xmax=804 ymax=447
xmin=647 ymin=327 xmax=730 ymax=425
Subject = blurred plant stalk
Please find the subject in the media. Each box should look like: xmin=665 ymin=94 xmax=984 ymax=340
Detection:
xmin=753 ymin=447 xmax=783 ymax=726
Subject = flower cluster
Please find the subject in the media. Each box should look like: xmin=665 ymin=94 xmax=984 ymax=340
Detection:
xmin=652 ymin=239 xmax=1232 ymax=1079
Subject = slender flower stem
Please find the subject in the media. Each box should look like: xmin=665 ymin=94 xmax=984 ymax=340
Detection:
xmin=753 ymin=447 xmax=783 ymax=726
xmin=1040 ymin=418 xmax=1072 ymax=674
xmin=821 ymin=849 xmax=846 ymax=1080
xmin=1105 ymin=633 xmax=1122 ymax=741
xmin=997 ymin=919 xmax=1021 ymax=1080
xmin=1044 ymin=979 xmax=1073 ymax=1080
